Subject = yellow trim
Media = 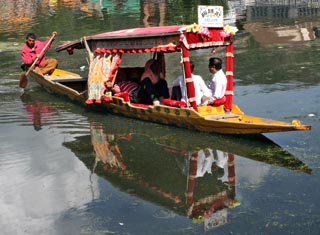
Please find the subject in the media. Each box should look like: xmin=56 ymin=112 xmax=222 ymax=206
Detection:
xmin=226 ymin=52 xmax=234 ymax=57
xmin=185 ymin=77 xmax=193 ymax=83
xmin=225 ymin=91 xmax=234 ymax=95
xmin=188 ymin=97 xmax=196 ymax=102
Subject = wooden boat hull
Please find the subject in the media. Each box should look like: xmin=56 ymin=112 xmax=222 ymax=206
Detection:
xmin=29 ymin=69 xmax=311 ymax=135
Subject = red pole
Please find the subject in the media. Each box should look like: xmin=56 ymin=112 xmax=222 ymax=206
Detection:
xmin=181 ymin=46 xmax=198 ymax=111
xmin=227 ymin=153 xmax=235 ymax=187
xmin=225 ymin=43 xmax=234 ymax=111
xmin=186 ymin=151 xmax=198 ymax=216
xmin=227 ymin=153 xmax=236 ymax=201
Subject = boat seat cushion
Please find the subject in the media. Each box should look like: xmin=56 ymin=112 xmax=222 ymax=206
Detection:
xmin=114 ymin=91 xmax=130 ymax=102
xmin=162 ymin=99 xmax=187 ymax=108
xmin=210 ymin=96 xmax=226 ymax=106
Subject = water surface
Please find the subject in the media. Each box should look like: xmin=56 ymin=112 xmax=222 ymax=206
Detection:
xmin=0 ymin=1 xmax=319 ymax=234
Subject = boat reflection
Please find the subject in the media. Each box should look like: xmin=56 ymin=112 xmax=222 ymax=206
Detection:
xmin=63 ymin=120 xmax=311 ymax=231
xmin=68 ymin=122 xmax=239 ymax=230
xmin=20 ymin=93 xmax=57 ymax=131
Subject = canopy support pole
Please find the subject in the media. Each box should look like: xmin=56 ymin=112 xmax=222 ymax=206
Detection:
xmin=82 ymin=36 xmax=94 ymax=65
xmin=225 ymin=43 xmax=234 ymax=111
xmin=181 ymin=46 xmax=197 ymax=111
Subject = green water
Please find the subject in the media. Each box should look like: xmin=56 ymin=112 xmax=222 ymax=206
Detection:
xmin=0 ymin=1 xmax=319 ymax=234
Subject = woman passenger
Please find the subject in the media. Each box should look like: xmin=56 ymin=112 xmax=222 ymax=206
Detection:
xmin=138 ymin=59 xmax=169 ymax=105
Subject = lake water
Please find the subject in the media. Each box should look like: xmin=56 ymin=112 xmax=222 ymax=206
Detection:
xmin=0 ymin=1 xmax=320 ymax=234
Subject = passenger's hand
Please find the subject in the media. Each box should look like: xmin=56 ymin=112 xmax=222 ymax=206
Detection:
xmin=153 ymin=100 xmax=160 ymax=106
xmin=52 ymin=31 xmax=57 ymax=37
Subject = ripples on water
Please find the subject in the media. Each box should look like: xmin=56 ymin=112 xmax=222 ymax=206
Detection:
xmin=0 ymin=87 xmax=101 ymax=235
xmin=0 ymin=0 xmax=142 ymax=37
xmin=0 ymin=1 xmax=320 ymax=234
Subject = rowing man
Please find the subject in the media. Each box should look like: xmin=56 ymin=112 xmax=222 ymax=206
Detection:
xmin=21 ymin=31 xmax=58 ymax=75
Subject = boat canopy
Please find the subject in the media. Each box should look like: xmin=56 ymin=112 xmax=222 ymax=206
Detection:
xmin=55 ymin=25 xmax=232 ymax=54
xmin=55 ymin=24 xmax=235 ymax=111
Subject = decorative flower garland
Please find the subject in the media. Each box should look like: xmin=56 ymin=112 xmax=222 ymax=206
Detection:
xmin=185 ymin=23 xmax=238 ymax=39
xmin=220 ymin=25 xmax=238 ymax=39
xmin=185 ymin=23 xmax=210 ymax=37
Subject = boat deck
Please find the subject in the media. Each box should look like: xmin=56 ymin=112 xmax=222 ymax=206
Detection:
xmin=204 ymin=113 xmax=241 ymax=120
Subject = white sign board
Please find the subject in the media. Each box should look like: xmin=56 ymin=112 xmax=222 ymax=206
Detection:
xmin=198 ymin=5 xmax=224 ymax=28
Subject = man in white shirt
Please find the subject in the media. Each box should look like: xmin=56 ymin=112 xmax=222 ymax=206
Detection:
xmin=172 ymin=61 xmax=212 ymax=106
xmin=207 ymin=57 xmax=227 ymax=105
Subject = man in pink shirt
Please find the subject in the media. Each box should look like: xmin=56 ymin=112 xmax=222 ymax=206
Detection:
xmin=21 ymin=32 xmax=58 ymax=75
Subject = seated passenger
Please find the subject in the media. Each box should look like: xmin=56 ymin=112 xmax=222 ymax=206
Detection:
xmin=173 ymin=61 xmax=212 ymax=106
xmin=206 ymin=57 xmax=227 ymax=106
xmin=137 ymin=59 xmax=169 ymax=105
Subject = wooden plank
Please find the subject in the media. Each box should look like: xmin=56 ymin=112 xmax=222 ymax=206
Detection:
xmin=204 ymin=113 xmax=240 ymax=120
xmin=48 ymin=76 xmax=88 ymax=83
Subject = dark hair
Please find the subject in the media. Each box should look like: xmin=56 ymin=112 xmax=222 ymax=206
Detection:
xmin=150 ymin=60 xmax=161 ymax=75
xmin=26 ymin=33 xmax=36 ymax=40
xmin=190 ymin=61 xmax=195 ymax=72
xmin=209 ymin=57 xmax=222 ymax=70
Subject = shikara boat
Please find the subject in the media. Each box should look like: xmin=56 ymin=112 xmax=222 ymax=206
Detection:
xmin=29 ymin=24 xmax=311 ymax=134
xmin=20 ymin=88 xmax=311 ymax=230
xmin=20 ymin=88 xmax=311 ymax=174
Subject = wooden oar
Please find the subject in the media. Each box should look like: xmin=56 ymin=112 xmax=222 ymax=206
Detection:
xmin=19 ymin=34 xmax=56 ymax=88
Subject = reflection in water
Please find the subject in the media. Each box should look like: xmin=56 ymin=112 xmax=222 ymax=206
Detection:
xmin=0 ymin=0 xmax=137 ymax=35
xmin=87 ymin=122 xmax=239 ymax=231
xmin=184 ymin=149 xmax=236 ymax=230
xmin=244 ymin=20 xmax=319 ymax=44
xmin=1 ymin=0 xmax=319 ymax=44
xmin=21 ymin=93 xmax=57 ymax=131
xmin=0 ymin=0 xmax=39 ymax=34
xmin=91 ymin=122 xmax=128 ymax=171
xmin=61 ymin=120 xmax=311 ymax=231
xmin=241 ymin=2 xmax=320 ymax=44
xmin=141 ymin=0 xmax=166 ymax=27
